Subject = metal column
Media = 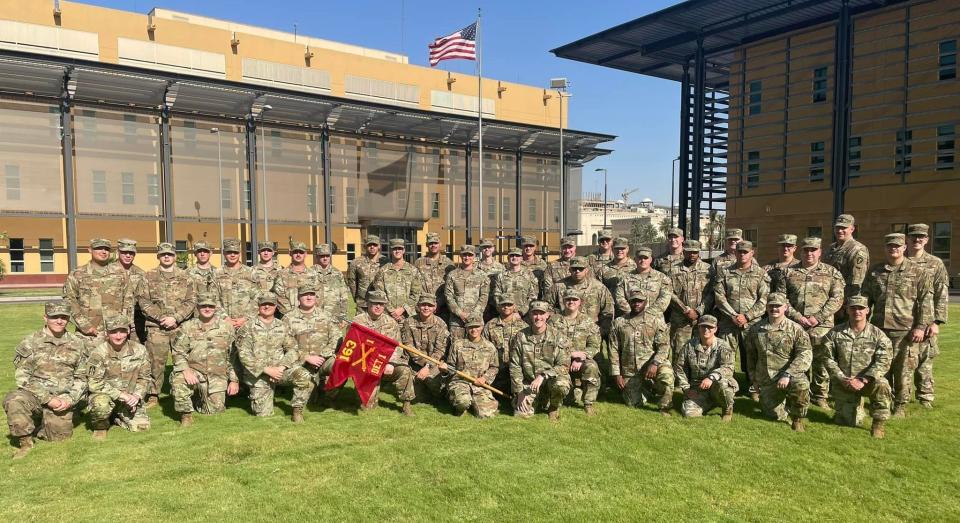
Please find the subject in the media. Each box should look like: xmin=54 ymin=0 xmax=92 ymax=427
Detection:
xmin=245 ymin=117 xmax=259 ymax=253
xmin=159 ymin=108 xmax=174 ymax=242
xmin=515 ymin=150 xmax=522 ymax=246
xmin=465 ymin=145 xmax=473 ymax=245
xmin=677 ymin=64 xmax=691 ymax=236
xmin=320 ymin=126 xmax=332 ymax=247
xmin=60 ymin=89 xmax=77 ymax=270
xmin=691 ymin=39 xmax=706 ymax=240
xmin=830 ymin=0 xmax=852 ymax=219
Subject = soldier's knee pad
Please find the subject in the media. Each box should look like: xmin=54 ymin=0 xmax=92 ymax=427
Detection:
xmin=88 ymin=394 xmax=114 ymax=416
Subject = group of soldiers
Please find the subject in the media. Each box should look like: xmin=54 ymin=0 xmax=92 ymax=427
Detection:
xmin=3 ymin=213 xmax=947 ymax=458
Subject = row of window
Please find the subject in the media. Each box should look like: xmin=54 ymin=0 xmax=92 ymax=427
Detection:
xmin=456 ymin=195 xmax=560 ymax=224
xmin=5 ymin=239 xmax=55 ymax=273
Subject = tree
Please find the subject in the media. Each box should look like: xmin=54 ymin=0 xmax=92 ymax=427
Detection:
xmin=630 ymin=219 xmax=661 ymax=248
xmin=658 ymin=218 xmax=675 ymax=239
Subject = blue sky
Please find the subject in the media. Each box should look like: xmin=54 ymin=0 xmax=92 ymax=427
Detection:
xmin=94 ymin=0 xmax=682 ymax=206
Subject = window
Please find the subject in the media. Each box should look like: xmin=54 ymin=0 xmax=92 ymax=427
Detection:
xmin=890 ymin=223 xmax=907 ymax=234
xmin=244 ymin=182 xmax=251 ymax=212
xmin=123 ymin=114 xmax=137 ymax=143
xmin=813 ymin=67 xmax=828 ymax=103
xmin=175 ymin=240 xmax=188 ymax=254
xmin=431 ymin=192 xmax=440 ymax=219
xmin=147 ymin=175 xmax=160 ymax=205
xmin=528 ymin=198 xmax=537 ymax=223
xmin=4 ymin=164 xmax=20 ymax=200
xmin=460 ymin=194 xmax=467 ymax=220
xmin=937 ymin=125 xmax=955 ymax=171
xmin=220 ymin=179 xmax=232 ymax=210
xmin=92 ymin=171 xmax=107 ymax=203
xmin=743 ymin=229 xmax=759 ymax=250
xmin=307 ymin=184 xmax=317 ymax=214
xmin=939 ymin=40 xmax=957 ymax=81
xmin=896 ymin=130 xmax=913 ymax=174
xmin=933 ymin=222 xmax=951 ymax=264
xmin=327 ymin=184 xmax=336 ymax=216
xmin=848 ymin=136 xmax=862 ymax=178
xmin=413 ymin=191 xmax=424 ymax=217
xmin=809 ymin=142 xmax=825 ymax=181
xmin=553 ymin=200 xmax=561 ymax=224
xmin=269 ymin=130 xmax=282 ymax=159
xmin=807 ymin=227 xmax=822 ymax=239
xmin=748 ymin=80 xmax=762 ymax=115
xmin=121 ymin=172 xmax=135 ymax=205
xmin=487 ymin=196 xmax=496 ymax=221
xmin=346 ymin=243 xmax=356 ymax=262
xmin=747 ymin=151 xmax=760 ymax=188
xmin=8 ymin=238 xmax=24 ymax=273
xmin=39 ymin=238 xmax=54 ymax=272
xmin=346 ymin=187 xmax=357 ymax=220
xmin=502 ymin=197 xmax=511 ymax=221
xmin=395 ymin=189 xmax=408 ymax=212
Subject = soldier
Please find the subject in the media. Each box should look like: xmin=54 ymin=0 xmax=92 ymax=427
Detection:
xmin=282 ymin=284 xmax=343 ymax=406
xmin=445 ymin=245 xmax=490 ymax=339
xmin=415 ymin=232 xmax=455 ymax=315
xmin=62 ymin=238 xmax=134 ymax=343
xmin=214 ymin=238 xmax=260 ymax=330
xmin=311 ymin=244 xmax=350 ymax=327
xmin=668 ymin=240 xmax=714 ymax=356
xmin=3 ymin=301 xmax=87 ymax=459
xmin=542 ymin=235 xmax=578 ymax=296
xmin=598 ymin=237 xmax=636 ymax=294
xmin=86 ymin=315 xmax=152 ymax=439
xmin=587 ymin=228 xmax=614 ymax=277
xmin=763 ymin=234 xmax=799 ymax=293
xmin=253 ymin=241 xmax=281 ymax=292
xmin=821 ymin=296 xmax=893 ymax=438
xmin=824 ymin=214 xmax=870 ymax=301
xmin=273 ymin=240 xmax=318 ymax=316
xmin=440 ymin=317 xmax=500 ymax=418
xmin=372 ymin=239 xmax=422 ymax=324
xmin=862 ymin=233 xmax=932 ymax=417
xmin=493 ymin=248 xmax=539 ymax=316
xmin=710 ymin=228 xmax=742 ymax=274
xmin=549 ymin=289 xmax=603 ymax=415
xmin=509 ymin=301 xmax=572 ymax=421
xmin=237 ymin=292 xmax=313 ymax=422
xmin=744 ymin=293 xmax=812 ymax=431
xmin=546 ymin=256 xmax=615 ymax=335
xmin=782 ymin=237 xmax=844 ymax=408
xmin=477 ymin=238 xmax=505 ymax=278
xmin=905 ymin=223 xmax=948 ymax=408
xmin=653 ymin=227 xmax=685 ymax=276
xmin=519 ymin=236 xmax=548 ymax=292
xmin=170 ymin=293 xmax=240 ymax=427
xmin=674 ymin=315 xmax=737 ymax=421
xmin=186 ymin=240 xmax=219 ymax=297
xmin=613 ymin=245 xmax=673 ymax=317
xmin=347 ymin=234 xmax=384 ymax=310
xmin=713 ymin=240 xmax=770 ymax=397
xmin=353 ymin=290 xmax=414 ymax=415
xmin=137 ymin=242 xmax=196 ymax=408
xmin=116 ymin=238 xmax=147 ymax=338
xmin=608 ymin=290 xmax=673 ymax=415
xmin=482 ymin=294 xmax=528 ymax=394
xmin=401 ymin=294 xmax=451 ymax=404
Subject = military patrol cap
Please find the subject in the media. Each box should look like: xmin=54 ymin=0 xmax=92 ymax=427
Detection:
xmin=560 ymin=236 xmax=576 ymax=248
xmin=44 ymin=300 xmax=71 ymax=318
xmin=289 ymin=240 xmax=307 ymax=253
xmin=417 ymin=294 xmax=437 ymax=306
xmin=736 ymin=240 xmax=754 ymax=252
xmin=682 ymin=240 xmax=701 ymax=252
xmin=104 ymin=315 xmax=130 ymax=332
xmin=697 ymin=314 xmax=718 ymax=327
xmin=562 ymin=288 xmax=581 ymax=301
xmin=521 ymin=236 xmax=536 ymax=247
xmin=799 ymin=237 xmax=822 ymax=249
xmin=777 ymin=234 xmax=798 ymax=245
xmin=196 ymin=292 xmax=218 ymax=307
xmin=89 ymin=238 xmax=111 ymax=249
xmin=465 ymin=317 xmax=484 ymax=328
xmin=767 ymin=292 xmax=788 ymax=306
xmin=507 ymin=248 xmax=522 ymax=257
xmin=426 ymin=232 xmax=441 ymax=244
xmin=117 ymin=238 xmax=137 ymax=253
xmin=725 ymin=228 xmax=743 ymax=240
xmin=598 ymin=229 xmax=614 ymax=241
xmin=258 ymin=241 xmax=277 ymax=252
xmin=528 ymin=300 xmax=551 ymax=313
xmin=460 ymin=245 xmax=476 ymax=255
xmin=885 ymin=233 xmax=905 ymax=246
xmin=634 ymin=246 xmax=653 ymax=258
xmin=834 ymin=214 xmax=856 ymax=227
xmin=846 ymin=295 xmax=869 ymax=308
xmin=157 ymin=242 xmax=176 ymax=256
xmin=222 ymin=238 xmax=242 ymax=253
xmin=496 ymin=294 xmax=515 ymax=306
xmin=613 ymin=237 xmax=630 ymax=249
xmin=366 ymin=290 xmax=388 ymax=304
xmin=314 ymin=243 xmax=332 ymax=256
xmin=628 ymin=290 xmax=647 ymax=302
xmin=193 ymin=240 xmax=211 ymax=252
xmin=388 ymin=238 xmax=405 ymax=249
xmin=667 ymin=227 xmax=684 ymax=238
xmin=907 ymin=223 xmax=929 ymax=236
xmin=479 ymin=238 xmax=494 ymax=248
xmin=257 ymin=292 xmax=278 ymax=306
xmin=364 ymin=234 xmax=380 ymax=246
xmin=297 ymin=283 xmax=319 ymax=296
xmin=569 ymin=256 xmax=588 ymax=269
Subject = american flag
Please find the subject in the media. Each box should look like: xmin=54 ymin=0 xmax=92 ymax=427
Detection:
xmin=428 ymin=22 xmax=477 ymax=67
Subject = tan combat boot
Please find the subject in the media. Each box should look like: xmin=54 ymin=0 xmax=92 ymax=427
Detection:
xmin=659 ymin=406 xmax=672 ymax=417
xmin=892 ymin=405 xmax=906 ymax=418
xmin=791 ymin=418 xmax=806 ymax=432
xmin=291 ymin=407 xmax=304 ymax=423
xmin=402 ymin=401 xmax=414 ymax=417
xmin=180 ymin=413 xmax=193 ymax=428
xmin=920 ymin=400 xmax=933 ymax=409
xmin=12 ymin=436 xmax=33 ymax=459
xmin=548 ymin=409 xmax=560 ymax=422
xmin=584 ymin=404 xmax=596 ymax=417
xmin=721 ymin=407 xmax=734 ymax=422
xmin=871 ymin=419 xmax=886 ymax=439
xmin=145 ymin=396 xmax=159 ymax=409
xmin=92 ymin=429 xmax=108 ymax=441
xmin=812 ymin=398 xmax=831 ymax=410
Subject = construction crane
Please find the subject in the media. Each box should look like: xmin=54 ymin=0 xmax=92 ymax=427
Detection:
xmin=621 ymin=188 xmax=639 ymax=206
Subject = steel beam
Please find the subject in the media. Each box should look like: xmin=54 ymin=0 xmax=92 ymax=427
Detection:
xmin=678 ymin=64 xmax=691 ymax=235
xmin=465 ymin=145 xmax=472 ymax=245
xmin=60 ymin=88 xmax=77 ymax=271
xmin=320 ymin=126 xmax=332 ymax=247
xmin=245 ymin=116 xmax=259 ymax=256
xmin=691 ymin=39 xmax=706 ymax=240
xmin=831 ymin=0 xmax=852 ymax=219
xmin=159 ymin=108 xmax=174 ymax=242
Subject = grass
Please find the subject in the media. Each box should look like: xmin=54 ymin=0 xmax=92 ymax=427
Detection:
xmin=1 ymin=303 xmax=959 ymax=522
xmin=0 ymin=288 xmax=61 ymax=298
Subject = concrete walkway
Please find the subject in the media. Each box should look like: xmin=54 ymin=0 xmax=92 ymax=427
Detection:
xmin=0 ymin=295 xmax=61 ymax=304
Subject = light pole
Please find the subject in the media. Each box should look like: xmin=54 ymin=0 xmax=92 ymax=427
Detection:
xmin=671 ymin=157 xmax=679 ymax=226
xmin=594 ymin=168 xmax=607 ymax=230
xmin=210 ymin=127 xmax=224 ymax=257
xmin=550 ymin=78 xmax=570 ymax=236
xmin=259 ymin=104 xmax=273 ymax=241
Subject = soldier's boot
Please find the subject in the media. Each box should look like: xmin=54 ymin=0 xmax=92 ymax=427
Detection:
xmin=92 ymin=429 xmax=108 ymax=441
xmin=145 ymin=396 xmax=159 ymax=409
xmin=548 ymin=409 xmax=560 ymax=422
xmin=12 ymin=436 xmax=33 ymax=459
xmin=454 ymin=408 xmax=468 ymax=417
xmin=402 ymin=401 xmax=415 ymax=417
xmin=920 ymin=400 xmax=933 ymax=409
xmin=749 ymin=390 xmax=760 ymax=403
xmin=179 ymin=413 xmax=193 ymax=428
xmin=721 ymin=407 xmax=734 ymax=423
xmin=360 ymin=399 xmax=378 ymax=412
xmin=892 ymin=404 xmax=906 ymax=418
xmin=812 ymin=398 xmax=831 ymax=410
xmin=291 ymin=407 xmax=304 ymax=423
xmin=584 ymin=404 xmax=596 ymax=417
xmin=659 ymin=406 xmax=672 ymax=417
xmin=871 ymin=419 xmax=886 ymax=439
xmin=791 ymin=418 xmax=806 ymax=433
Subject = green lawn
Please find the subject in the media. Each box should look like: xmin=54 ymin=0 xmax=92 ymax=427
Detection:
xmin=1 ymin=303 xmax=959 ymax=521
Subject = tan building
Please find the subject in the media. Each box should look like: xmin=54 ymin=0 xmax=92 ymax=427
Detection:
xmin=0 ymin=1 xmax=612 ymax=284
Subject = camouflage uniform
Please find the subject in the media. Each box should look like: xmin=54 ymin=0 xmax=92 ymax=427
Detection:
xmin=822 ymin=319 xmax=893 ymax=426
xmin=907 ymin=234 xmax=948 ymax=405
xmin=493 ymin=268 xmax=539 ymax=316
xmin=62 ymin=254 xmax=133 ymax=341
xmin=283 ymin=306 xmax=343 ymax=399
xmin=353 ymin=309 xmax=414 ymax=406
xmin=372 ymin=261 xmax=422 ymax=320
xmin=668 ymin=257 xmax=714 ymax=356
xmin=482 ymin=311 xmax=528 ymax=393
xmin=613 ymin=269 xmax=673 ymax=317
xmin=478 ymin=257 xmax=506 ymax=279
xmin=542 ymin=257 xmax=574 ymax=298
xmin=401 ymin=312 xmax=450 ymax=401
xmin=712 ymin=259 xmax=770 ymax=383
xmin=550 ymin=312 xmax=602 ymax=407
xmin=415 ymin=254 xmax=455 ymax=309
xmin=215 ymin=264 xmax=261 ymax=321
xmin=120 ymin=260 xmax=147 ymax=342
xmin=509 ymin=321 xmax=572 ymax=417
xmin=674 ymin=333 xmax=738 ymax=417
xmin=824 ymin=239 xmax=870 ymax=301
xmin=170 ymin=315 xmax=238 ymax=414
xmin=608 ymin=311 xmax=673 ymax=410
xmin=312 ymin=264 xmax=351 ymax=324
xmin=137 ymin=259 xmax=196 ymax=398
xmin=444 ymin=264 xmax=490 ymax=339
xmin=237 ymin=315 xmax=313 ymax=416
xmin=546 ymin=273 xmax=615 ymax=335
xmin=744 ymin=317 xmax=812 ymax=422
xmin=272 ymin=266 xmax=319 ymax=316
xmin=521 ymin=257 xmax=549 ymax=296
xmin=586 ymin=251 xmax=614 ymax=279
xmin=446 ymin=336 xmax=500 ymax=418
xmin=86 ymin=336 xmax=152 ymax=432
xmin=187 ymin=265 xmax=219 ymax=297
xmin=347 ymin=253 xmax=384 ymax=309
xmin=763 ymin=259 xmax=799 ymax=294
xmin=252 ymin=241 xmax=281 ymax=292
xmin=710 ymin=251 xmax=738 ymax=275
xmin=598 ymin=257 xmax=637 ymax=296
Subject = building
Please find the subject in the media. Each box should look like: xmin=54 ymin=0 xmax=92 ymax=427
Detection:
xmin=578 ymin=193 xmax=673 ymax=244
xmin=554 ymin=0 xmax=957 ymax=272
xmin=0 ymin=1 xmax=613 ymax=284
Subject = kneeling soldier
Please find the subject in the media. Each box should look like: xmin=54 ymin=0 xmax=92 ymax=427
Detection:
xmin=550 ymin=289 xmax=602 ymax=415
xmin=609 ymin=290 xmax=674 ymax=415
xmin=675 ymin=315 xmax=738 ymax=421
xmin=509 ymin=301 xmax=572 ymax=421
xmin=442 ymin=317 xmax=499 ymax=418
xmin=86 ymin=315 xmax=152 ymax=439
xmin=283 ymin=284 xmax=343 ymax=407
xmin=354 ymin=290 xmax=415 ymax=415
xmin=402 ymin=294 xmax=451 ymax=404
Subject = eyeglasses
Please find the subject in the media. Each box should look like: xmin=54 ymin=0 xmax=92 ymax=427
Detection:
xmin=570 ymin=267 xmax=585 ymax=273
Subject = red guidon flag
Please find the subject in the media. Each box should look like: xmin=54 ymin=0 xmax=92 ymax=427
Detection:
xmin=325 ymin=322 xmax=399 ymax=404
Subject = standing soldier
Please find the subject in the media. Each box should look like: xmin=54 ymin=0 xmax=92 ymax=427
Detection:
xmin=282 ymin=284 xmax=343 ymax=406
xmin=542 ymin=236 xmax=578 ymax=296
xmin=401 ymin=294 xmax=450 ymax=405
xmin=668 ymin=240 xmax=714 ymax=357
xmin=674 ymin=315 xmax=737 ymax=421
xmin=862 ymin=233 xmax=932 ymax=417
xmin=86 ymin=315 xmax=152 ymax=439
xmin=62 ymin=239 xmax=133 ymax=344
xmin=905 ymin=223 xmax=948 ymax=408
xmin=441 ymin=318 xmax=500 ymax=418
xmin=311 ymin=244 xmax=350 ymax=327
xmin=477 ymin=238 xmax=505 ymax=277
xmin=713 ymin=240 xmax=770 ymax=397
xmin=3 ymin=301 xmax=87 ymax=459
xmin=353 ymin=290 xmax=414 ymax=415
xmin=824 ymin=214 xmax=870 ymax=300
xmin=613 ymin=245 xmax=673 ymax=317
xmin=186 ymin=240 xmax=219 ymax=297
xmin=415 ymin=232 xmax=455 ymax=317
xmin=587 ymin=229 xmax=615 ymax=277
xmin=347 ymin=234 xmax=384 ymax=311
xmin=116 ymin=238 xmax=147 ymax=340
xmin=214 ymin=238 xmax=260 ymax=330
xmin=272 ymin=240 xmax=318 ymax=316
xmin=821 ymin=296 xmax=893 ymax=438
xmin=519 ymin=236 xmax=548 ymax=293
xmin=482 ymin=294 xmax=528 ymax=394
xmin=237 ymin=292 xmax=314 ymax=422
xmin=782 ymin=237 xmax=844 ymax=408
xmin=598 ymin=237 xmax=636 ymax=294
xmin=653 ymin=227 xmax=685 ymax=276
xmin=509 ymin=301 xmax=572 ymax=421
xmin=711 ymin=228 xmax=742 ymax=274
xmin=372 ymin=239 xmax=422 ymax=324
xmin=744 ymin=293 xmax=812 ymax=431
xmin=137 ymin=242 xmax=196 ymax=408
xmin=493 ymin=248 xmax=539 ymax=316
xmin=608 ymin=290 xmax=673 ymax=415
xmin=253 ymin=241 xmax=281 ymax=292
xmin=764 ymin=234 xmax=799 ymax=293
xmin=445 ymin=245 xmax=490 ymax=339
xmin=170 ymin=293 xmax=240 ymax=427
xmin=550 ymin=289 xmax=603 ymax=415
xmin=546 ymin=257 xmax=615 ymax=335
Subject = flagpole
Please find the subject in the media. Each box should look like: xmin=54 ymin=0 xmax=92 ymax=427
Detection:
xmin=398 ymin=340 xmax=509 ymax=398
xmin=476 ymin=8 xmax=483 ymax=242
